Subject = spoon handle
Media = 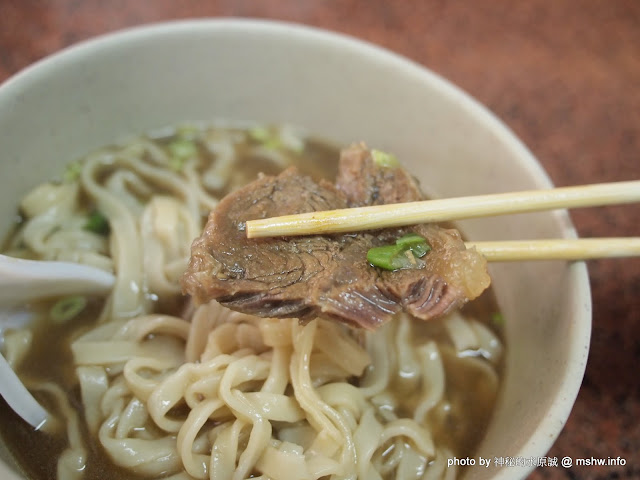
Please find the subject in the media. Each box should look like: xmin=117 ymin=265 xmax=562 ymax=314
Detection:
xmin=0 ymin=353 xmax=48 ymax=430
xmin=0 ymin=254 xmax=115 ymax=306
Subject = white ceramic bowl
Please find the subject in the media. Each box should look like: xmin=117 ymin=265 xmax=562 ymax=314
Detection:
xmin=0 ymin=19 xmax=590 ymax=480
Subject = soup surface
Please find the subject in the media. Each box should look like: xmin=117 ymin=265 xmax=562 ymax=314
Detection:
xmin=0 ymin=124 xmax=503 ymax=480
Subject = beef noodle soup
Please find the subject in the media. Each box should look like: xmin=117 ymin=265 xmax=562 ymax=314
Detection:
xmin=0 ymin=124 xmax=504 ymax=480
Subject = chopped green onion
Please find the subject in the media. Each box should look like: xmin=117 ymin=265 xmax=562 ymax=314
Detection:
xmin=85 ymin=210 xmax=110 ymax=235
xmin=367 ymin=233 xmax=432 ymax=271
xmin=396 ymin=233 xmax=427 ymax=247
xmin=491 ymin=312 xmax=505 ymax=327
xmin=63 ymin=161 xmax=83 ymax=183
xmin=409 ymin=242 xmax=431 ymax=257
xmin=51 ymin=296 xmax=87 ymax=323
xmin=395 ymin=233 xmax=431 ymax=257
xmin=168 ymin=156 xmax=185 ymax=172
xmin=248 ymin=126 xmax=271 ymax=143
xmin=371 ymin=149 xmax=399 ymax=168
xmin=367 ymin=244 xmax=413 ymax=271
xmin=168 ymin=138 xmax=198 ymax=158
xmin=248 ymin=126 xmax=284 ymax=151
xmin=167 ymin=138 xmax=198 ymax=171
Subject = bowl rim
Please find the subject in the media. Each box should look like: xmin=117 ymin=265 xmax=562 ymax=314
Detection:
xmin=0 ymin=18 xmax=592 ymax=480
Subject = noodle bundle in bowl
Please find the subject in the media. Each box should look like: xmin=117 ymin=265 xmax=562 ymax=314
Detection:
xmin=0 ymin=20 xmax=590 ymax=480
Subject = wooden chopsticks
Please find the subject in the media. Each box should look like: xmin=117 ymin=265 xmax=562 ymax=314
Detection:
xmin=465 ymin=238 xmax=640 ymax=261
xmin=244 ymin=180 xmax=640 ymax=261
xmin=246 ymin=180 xmax=640 ymax=238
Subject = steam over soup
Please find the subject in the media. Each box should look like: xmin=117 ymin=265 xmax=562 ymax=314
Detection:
xmin=0 ymin=125 xmax=503 ymax=480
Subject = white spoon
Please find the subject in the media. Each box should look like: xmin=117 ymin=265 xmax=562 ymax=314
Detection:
xmin=0 ymin=254 xmax=115 ymax=429
xmin=0 ymin=254 xmax=115 ymax=306
xmin=0 ymin=351 xmax=49 ymax=430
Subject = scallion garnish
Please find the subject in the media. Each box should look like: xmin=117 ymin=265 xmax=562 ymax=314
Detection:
xmin=248 ymin=126 xmax=283 ymax=151
xmin=410 ymin=242 xmax=430 ymax=257
xmin=51 ymin=296 xmax=87 ymax=323
xmin=168 ymin=156 xmax=185 ymax=172
xmin=396 ymin=233 xmax=426 ymax=248
xmin=63 ymin=161 xmax=83 ymax=183
xmin=248 ymin=126 xmax=271 ymax=143
xmin=491 ymin=312 xmax=505 ymax=327
xmin=367 ymin=233 xmax=432 ymax=271
xmin=167 ymin=138 xmax=198 ymax=171
xmin=371 ymin=149 xmax=399 ymax=168
xmin=367 ymin=244 xmax=412 ymax=271
xmin=85 ymin=210 xmax=110 ymax=235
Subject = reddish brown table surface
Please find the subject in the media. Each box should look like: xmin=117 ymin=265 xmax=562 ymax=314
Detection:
xmin=1 ymin=1 xmax=638 ymax=479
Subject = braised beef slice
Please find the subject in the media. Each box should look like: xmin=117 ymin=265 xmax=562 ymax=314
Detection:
xmin=182 ymin=144 xmax=490 ymax=330
xmin=336 ymin=143 xmax=424 ymax=206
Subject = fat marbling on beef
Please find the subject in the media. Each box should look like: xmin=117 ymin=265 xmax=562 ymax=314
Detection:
xmin=181 ymin=143 xmax=490 ymax=330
